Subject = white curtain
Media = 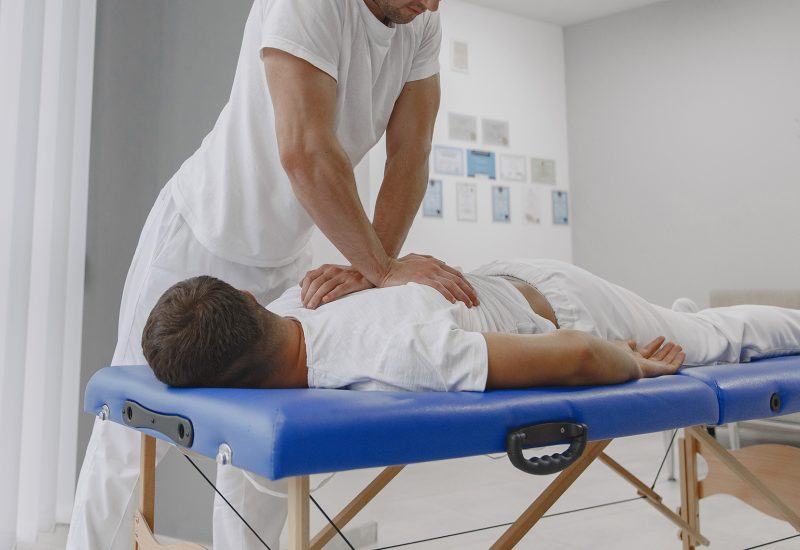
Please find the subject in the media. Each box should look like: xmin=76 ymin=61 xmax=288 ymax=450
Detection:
xmin=0 ymin=0 xmax=96 ymax=547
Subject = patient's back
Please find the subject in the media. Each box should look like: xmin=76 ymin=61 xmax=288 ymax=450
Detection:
xmin=265 ymin=274 xmax=554 ymax=391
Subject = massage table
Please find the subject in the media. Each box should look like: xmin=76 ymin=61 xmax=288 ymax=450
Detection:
xmin=85 ymin=355 xmax=800 ymax=549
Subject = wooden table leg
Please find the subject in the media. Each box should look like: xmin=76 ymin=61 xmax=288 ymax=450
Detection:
xmin=490 ymin=440 xmax=611 ymax=549
xmin=599 ymin=452 xmax=708 ymax=546
xmin=289 ymin=476 xmax=310 ymax=550
xmin=678 ymin=431 xmax=701 ymax=550
xmin=136 ymin=434 xmax=157 ymax=550
xmin=311 ymin=466 xmax=405 ymax=550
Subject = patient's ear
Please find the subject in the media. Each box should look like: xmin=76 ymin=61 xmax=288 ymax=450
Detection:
xmin=239 ymin=290 xmax=258 ymax=304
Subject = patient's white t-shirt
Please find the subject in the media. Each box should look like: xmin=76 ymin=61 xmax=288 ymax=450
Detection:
xmin=266 ymin=271 xmax=557 ymax=392
xmin=170 ymin=0 xmax=441 ymax=267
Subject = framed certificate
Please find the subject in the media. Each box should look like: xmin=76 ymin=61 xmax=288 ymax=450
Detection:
xmin=423 ymin=179 xmax=444 ymax=218
xmin=531 ymin=158 xmax=557 ymax=184
xmin=552 ymin=190 xmax=569 ymax=225
xmin=499 ymin=154 xmax=527 ymax=182
xmin=467 ymin=149 xmax=497 ymax=179
xmin=492 ymin=186 xmax=510 ymax=223
xmin=448 ymin=113 xmax=478 ymax=142
xmin=456 ymin=182 xmax=477 ymax=222
xmin=432 ymin=146 xmax=465 ymax=176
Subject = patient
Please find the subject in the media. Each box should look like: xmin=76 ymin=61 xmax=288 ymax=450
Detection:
xmin=141 ymin=259 xmax=800 ymax=391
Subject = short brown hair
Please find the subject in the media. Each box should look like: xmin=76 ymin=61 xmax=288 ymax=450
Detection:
xmin=142 ymin=276 xmax=265 ymax=387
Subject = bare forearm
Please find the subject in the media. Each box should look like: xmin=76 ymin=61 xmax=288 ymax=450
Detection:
xmin=283 ymin=141 xmax=389 ymax=284
xmin=375 ymin=75 xmax=439 ymax=258
xmin=372 ymin=150 xmax=430 ymax=257
xmin=484 ymin=330 xmax=641 ymax=389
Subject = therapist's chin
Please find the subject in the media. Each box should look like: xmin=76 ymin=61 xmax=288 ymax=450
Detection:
xmin=391 ymin=7 xmax=424 ymax=24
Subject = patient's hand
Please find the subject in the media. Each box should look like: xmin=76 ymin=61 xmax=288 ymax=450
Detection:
xmin=301 ymin=264 xmax=374 ymax=309
xmin=613 ymin=336 xmax=685 ymax=378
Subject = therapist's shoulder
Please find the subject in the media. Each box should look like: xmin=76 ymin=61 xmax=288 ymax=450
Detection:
xmin=409 ymin=10 xmax=441 ymax=37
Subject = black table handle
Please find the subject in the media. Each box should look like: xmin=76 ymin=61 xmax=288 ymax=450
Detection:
xmin=122 ymin=400 xmax=194 ymax=447
xmin=506 ymin=422 xmax=587 ymax=475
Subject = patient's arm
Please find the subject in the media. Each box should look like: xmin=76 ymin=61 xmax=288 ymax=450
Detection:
xmin=484 ymin=330 xmax=684 ymax=389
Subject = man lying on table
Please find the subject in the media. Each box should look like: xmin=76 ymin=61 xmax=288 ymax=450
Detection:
xmin=141 ymin=258 xmax=800 ymax=390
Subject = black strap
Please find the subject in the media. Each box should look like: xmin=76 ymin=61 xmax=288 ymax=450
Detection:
xmin=181 ymin=452 xmax=356 ymax=550
xmin=182 ymin=453 xmax=272 ymax=550
xmin=309 ymin=494 xmax=355 ymax=550
xmin=744 ymin=533 xmax=800 ymax=549
xmin=651 ymin=428 xmax=678 ymax=490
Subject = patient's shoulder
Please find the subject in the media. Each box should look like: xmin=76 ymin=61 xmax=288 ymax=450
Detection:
xmin=266 ymin=285 xmax=303 ymax=314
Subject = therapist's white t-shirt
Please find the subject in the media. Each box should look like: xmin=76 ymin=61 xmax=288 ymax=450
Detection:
xmin=266 ymin=269 xmax=557 ymax=392
xmin=170 ymin=0 xmax=442 ymax=267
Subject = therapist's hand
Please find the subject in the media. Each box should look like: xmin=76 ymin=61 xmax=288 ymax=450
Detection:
xmin=380 ymin=253 xmax=479 ymax=307
xmin=301 ymin=264 xmax=374 ymax=309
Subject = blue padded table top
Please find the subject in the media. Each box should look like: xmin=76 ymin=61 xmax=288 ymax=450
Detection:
xmin=86 ymin=365 xmax=717 ymax=480
xmin=679 ymin=355 xmax=800 ymax=424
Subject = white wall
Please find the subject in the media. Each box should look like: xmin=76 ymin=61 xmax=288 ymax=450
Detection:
xmin=566 ymin=0 xmax=800 ymax=307
xmin=313 ymin=0 xmax=573 ymax=270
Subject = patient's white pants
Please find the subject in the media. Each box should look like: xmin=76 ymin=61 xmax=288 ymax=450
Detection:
xmin=67 ymin=184 xmax=311 ymax=550
xmin=481 ymin=259 xmax=800 ymax=365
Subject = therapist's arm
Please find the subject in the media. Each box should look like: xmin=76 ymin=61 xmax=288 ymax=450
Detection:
xmin=302 ymin=75 xmax=478 ymax=308
xmin=264 ymin=49 xmax=386 ymax=284
xmin=373 ymin=75 xmax=439 ymax=258
xmin=484 ymin=331 xmax=684 ymax=389
xmin=263 ymin=49 xmax=475 ymax=308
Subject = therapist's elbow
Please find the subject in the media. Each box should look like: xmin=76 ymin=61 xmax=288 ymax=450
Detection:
xmin=279 ymin=155 xmax=316 ymax=209
xmin=280 ymin=140 xmax=349 ymax=191
xmin=278 ymin=143 xmax=314 ymax=180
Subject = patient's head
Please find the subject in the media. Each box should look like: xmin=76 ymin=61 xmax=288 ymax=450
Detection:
xmin=142 ymin=276 xmax=281 ymax=388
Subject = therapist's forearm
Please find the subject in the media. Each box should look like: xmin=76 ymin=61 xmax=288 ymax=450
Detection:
xmin=282 ymin=139 xmax=391 ymax=285
xmin=372 ymin=150 xmax=430 ymax=258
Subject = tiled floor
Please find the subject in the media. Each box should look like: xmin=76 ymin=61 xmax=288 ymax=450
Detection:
xmin=22 ymin=427 xmax=800 ymax=550
xmin=15 ymin=526 xmax=68 ymax=550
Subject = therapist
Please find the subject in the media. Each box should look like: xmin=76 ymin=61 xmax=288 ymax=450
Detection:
xmin=66 ymin=1 xmax=476 ymax=549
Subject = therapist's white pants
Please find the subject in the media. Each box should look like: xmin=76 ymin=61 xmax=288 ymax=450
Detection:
xmin=67 ymin=184 xmax=311 ymax=550
xmin=480 ymin=259 xmax=800 ymax=365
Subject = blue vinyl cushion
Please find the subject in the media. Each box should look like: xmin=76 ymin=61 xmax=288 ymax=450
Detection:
xmin=679 ymin=355 xmax=800 ymax=424
xmin=85 ymin=365 xmax=718 ymax=480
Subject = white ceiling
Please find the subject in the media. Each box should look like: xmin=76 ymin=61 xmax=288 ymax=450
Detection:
xmin=459 ymin=0 xmax=669 ymax=27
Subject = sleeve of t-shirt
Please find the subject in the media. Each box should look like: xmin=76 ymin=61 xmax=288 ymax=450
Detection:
xmin=379 ymin=318 xmax=488 ymax=392
xmin=407 ymin=11 xmax=442 ymax=82
xmin=260 ymin=0 xmax=343 ymax=81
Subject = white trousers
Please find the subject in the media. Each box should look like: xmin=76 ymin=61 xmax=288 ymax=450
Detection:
xmin=67 ymin=184 xmax=311 ymax=550
xmin=481 ymin=259 xmax=800 ymax=365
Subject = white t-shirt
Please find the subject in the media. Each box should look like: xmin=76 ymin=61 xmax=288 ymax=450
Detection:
xmin=266 ymin=270 xmax=557 ymax=392
xmin=169 ymin=0 xmax=442 ymax=267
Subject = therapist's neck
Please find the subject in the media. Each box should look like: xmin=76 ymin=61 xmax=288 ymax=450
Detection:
xmin=363 ymin=0 xmax=389 ymax=24
xmin=264 ymin=316 xmax=308 ymax=389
